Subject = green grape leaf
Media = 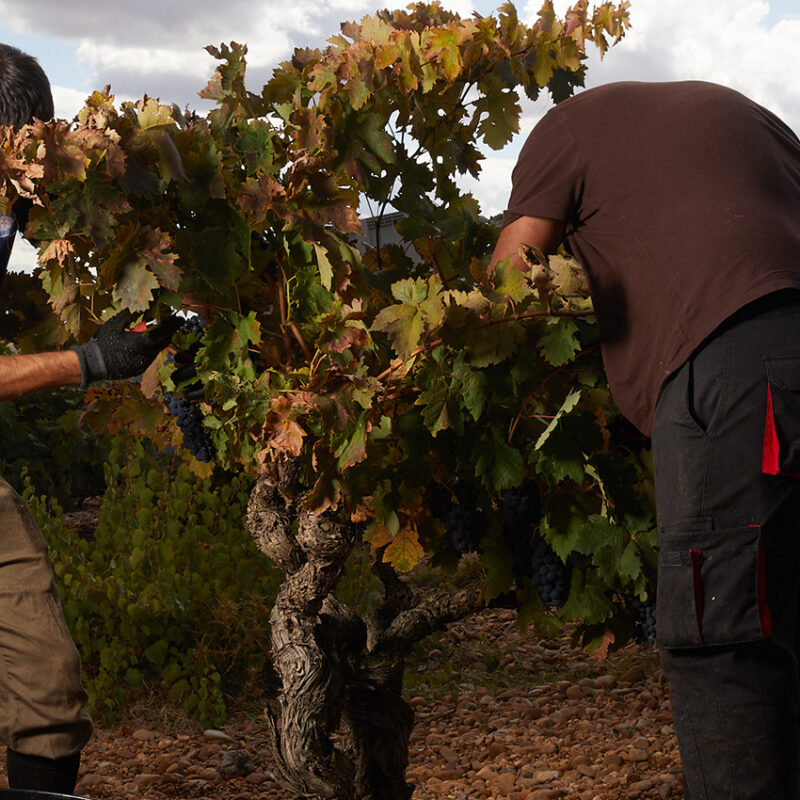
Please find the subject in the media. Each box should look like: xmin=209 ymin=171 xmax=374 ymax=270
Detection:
xmin=538 ymin=318 xmax=580 ymax=366
xmin=313 ymin=243 xmax=333 ymax=290
xmin=475 ymin=428 xmax=526 ymax=492
xmin=480 ymin=544 xmax=514 ymax=602
xmin=535 ymin=387 xmax=581 ymax=450
xmin=560 ymin=570 xmax=613 ymax=625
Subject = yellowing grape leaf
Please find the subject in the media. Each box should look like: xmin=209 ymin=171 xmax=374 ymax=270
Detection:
xmin=313 ymin=243 xmax=333 ymax=290
xmin=383 ymin=525 xmax=424 ymax=572
xmin=134 ymin=98 xmax=176 ymax=131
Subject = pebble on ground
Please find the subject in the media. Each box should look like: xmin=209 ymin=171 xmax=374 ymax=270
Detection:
xmin=0 ymin=608 xmax=683 ymax=800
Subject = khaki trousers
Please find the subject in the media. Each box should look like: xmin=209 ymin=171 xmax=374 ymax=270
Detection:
xmin=0 ymin=478 xmax=92 ymax=759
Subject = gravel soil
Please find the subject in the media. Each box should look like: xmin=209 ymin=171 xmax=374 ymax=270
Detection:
xmin=0 ymin=607 xmax=684 ymax=800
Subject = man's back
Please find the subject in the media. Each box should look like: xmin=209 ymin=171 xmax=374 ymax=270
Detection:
xmin=505 ymin=81 xmax=800 ymax=432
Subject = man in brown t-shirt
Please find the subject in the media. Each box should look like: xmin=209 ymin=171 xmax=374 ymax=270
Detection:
xmin=493 ymin=81 xmax=800 ymax=798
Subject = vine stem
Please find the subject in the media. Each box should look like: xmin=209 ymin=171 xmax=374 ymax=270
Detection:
xmin=274 ymin=278 xmax=293 ymax=359
xmin=289 ymin=321 xmax=314 ymax=363
xmin=375 ymin=306 xmax=594 ymax=384
xmin=506 ymin=344 xmax=602 ymax=445
xmin=375 ymin=339 xmax=443 ymax=382
xmin=479 ymin=307 xmax=593 ymax=328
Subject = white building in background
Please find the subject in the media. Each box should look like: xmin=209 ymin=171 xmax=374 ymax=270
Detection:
xmin=358 ymin=211 xmax=408 ymax=250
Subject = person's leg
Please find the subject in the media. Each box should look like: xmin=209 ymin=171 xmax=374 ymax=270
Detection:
xmin=0 ymin=478 xmax=92 ymax=792
xmin=652 ymin=294 xmax=800 ymax=799
xmin=661 ymin=641 xmax=800 ymax=798
xmin=6 ymin=751 xmax=81 ymax=793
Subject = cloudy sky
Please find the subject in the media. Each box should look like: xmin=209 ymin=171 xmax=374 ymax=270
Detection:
xmin=1 ymin=0 xmax=799 ymax=268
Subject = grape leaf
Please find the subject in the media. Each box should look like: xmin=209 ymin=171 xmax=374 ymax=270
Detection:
xmin=335 ymin=413 xmax=368 ymax=469
xmin=313 ymin=243 xmax=333 ymax=290
xmin=538 ymin=318 xmax=580 ymax=366
xmin=475 ymin=428 xmax=526 ymax=492
xmin=560 ymin=570 xmax=613 ymax=625
xmin=535 ymin=387 xmax=581 ymax=450
xmin=112 ymin=263 xmax=160 ymax=312
xmin=384 ymin=526 xmax=424 ymax=572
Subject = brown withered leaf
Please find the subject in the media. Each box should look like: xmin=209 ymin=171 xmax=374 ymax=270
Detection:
xmin=198 ymin=72 xmax=224 ymax=101
xmin=328 ymin=325 xmax=368 ymax=354
xmin=48 ymin=277 xmax=79 ymax=315
xmin=104 ymin=144 xmax=127 ymax=179
xmin=38 ymin=239 xmax=75 ymax=267
xmin=139 ymin=226 xmax=182 ymax=291
xmin=238 ymin=174 xmax=286 ymax=224
xmin=593 ymin=628 xmax=616 ymax=660
xmin=263 ymin=396 xmax=306 ymax=457
xmin=140 ymin=350 xmax=168 ymax=399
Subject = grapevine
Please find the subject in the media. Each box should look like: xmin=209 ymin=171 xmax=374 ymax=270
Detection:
xmin=0 ymin=1 xmax=646 ymax=650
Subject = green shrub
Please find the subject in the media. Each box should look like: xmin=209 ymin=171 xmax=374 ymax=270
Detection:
xmin=25 ymin=435 xmax=282 ymax=727
xmin=0 ymin=387 xmax=110 ymax=509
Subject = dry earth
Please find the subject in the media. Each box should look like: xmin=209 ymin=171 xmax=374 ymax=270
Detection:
xmin=0 ymin=606 xmax=683 ymax=800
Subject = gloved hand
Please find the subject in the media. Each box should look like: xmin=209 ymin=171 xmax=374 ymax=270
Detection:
xmin=72 ymin=310 xmax=183 ymax=387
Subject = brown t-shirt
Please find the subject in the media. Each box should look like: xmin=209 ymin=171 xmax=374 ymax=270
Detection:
xmin=504 ymin=81 xmax=800 ymax=434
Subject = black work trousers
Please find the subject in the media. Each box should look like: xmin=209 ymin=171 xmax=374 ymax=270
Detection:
xmin=652 ymin=291 xmax=800 ymax=800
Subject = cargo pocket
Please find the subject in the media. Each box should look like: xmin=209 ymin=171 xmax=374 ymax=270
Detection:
xmin=763 ymin=354 xmax=800 ymax=476
xmin=656 ymin=522 xmax=772 ymax=649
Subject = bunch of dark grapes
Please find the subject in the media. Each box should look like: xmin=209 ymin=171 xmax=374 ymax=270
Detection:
xmin=166 ymin=394 xmax=215 ymax=462
xmin=164 ymin=315 xmax=215 ymax=463
xmin=529 ymin=536 xmax=568 ymax=607
xmin=180 ymin=315 xmax=205 ymax=336
xmin=430 ymin=484 xmax=480 ymax=554
xmin=631 ymin=596 xmax=657 ymax=645
xmin=500 ymin=481 xmax=568 ymax=608
xmin=502 ymin=480 xmax=544 ymax=529
xmin=500 ymin=481 xmax=539 ymax=587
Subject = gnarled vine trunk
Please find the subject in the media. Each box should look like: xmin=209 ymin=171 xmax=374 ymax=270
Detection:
xmin=245 ymin=466 xmax=484 ymax=800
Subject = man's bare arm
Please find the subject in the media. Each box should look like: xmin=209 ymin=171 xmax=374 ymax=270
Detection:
xmin=489 ymin=215 xmax=565 ymax=273
xmin=0 ymin=350 xmax=82 ymax=400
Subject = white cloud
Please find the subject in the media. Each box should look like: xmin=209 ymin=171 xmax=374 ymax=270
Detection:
xmin=76 ymin=41 xmax=214 ymax=79
xmin=457 ymin=156 xmax=518 ymax=217
xmin=3 ymin=0 xmax=800 ymax=219
xmin=10 ymin=235 xmax=38 ymax=276
xmin=52 ymin=85 xmax=91 ymax=121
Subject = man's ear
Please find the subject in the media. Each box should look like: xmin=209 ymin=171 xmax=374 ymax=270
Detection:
xmin=12 ymin=197 xmax=32 ymax=235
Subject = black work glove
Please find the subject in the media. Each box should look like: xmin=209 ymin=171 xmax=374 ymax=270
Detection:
xmin=72 ymin=310 xmax=183 ymax=387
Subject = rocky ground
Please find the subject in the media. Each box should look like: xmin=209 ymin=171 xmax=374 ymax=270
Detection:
xmin=0 ymin=606 xmax=683 ymax=800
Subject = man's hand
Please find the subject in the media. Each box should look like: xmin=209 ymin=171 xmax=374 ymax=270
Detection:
xmin=72 ymin=310 xmax=183 ymax=387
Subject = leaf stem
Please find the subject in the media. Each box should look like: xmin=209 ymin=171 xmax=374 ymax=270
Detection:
xmin=289 ymin=321 xmax=313 ymax=363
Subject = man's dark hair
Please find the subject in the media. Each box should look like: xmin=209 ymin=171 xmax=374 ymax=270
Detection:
xmin=0 ymin=44 xmax=53 ymax=128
